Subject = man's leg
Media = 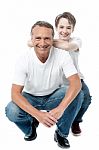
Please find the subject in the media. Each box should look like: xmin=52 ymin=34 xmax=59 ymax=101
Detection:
xmin=56 ymin=91 xmax=84 ymax=138
xmin=45 ymin=87 xmax=84 ymax=148
xmin=5 ymin=92 xmax=41 ymax=140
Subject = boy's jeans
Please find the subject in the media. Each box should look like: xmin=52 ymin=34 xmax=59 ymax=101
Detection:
xmin=5 ymin=86 xmax=84 ymax=138
xmin=73 ymin=80 xmax=92 ymax=123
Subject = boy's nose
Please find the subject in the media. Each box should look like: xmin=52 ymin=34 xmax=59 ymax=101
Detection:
xmin=63 ymin=28 xmax=67 ymax=33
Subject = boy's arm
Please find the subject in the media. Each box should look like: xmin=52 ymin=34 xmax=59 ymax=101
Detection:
xmin=27 ymin=40 xmax=34 ymax=47
xmin=27 ymin=38 xmax=81 ymax=51
xmin=53 ymin=39 xmax=81 ymax=51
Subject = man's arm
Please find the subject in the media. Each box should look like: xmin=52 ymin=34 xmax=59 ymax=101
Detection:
xmin=11 ymin=84 xmax=57 ymax=127
xmin=49 ymin=73 xmax=81 ymax=119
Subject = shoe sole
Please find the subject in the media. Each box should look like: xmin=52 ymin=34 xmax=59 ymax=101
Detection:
xmin=54 ymin=136 xmax=70 ymax=149
xmin=72 ymin=132 xmax=81 ymax=136
xmin=24 ymin=133 xmax=37 ymax=141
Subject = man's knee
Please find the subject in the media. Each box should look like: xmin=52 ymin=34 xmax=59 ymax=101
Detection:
xmin=76 ymin=90 xmax=84 ymax=104
xmin=5 ymin=101 xmax=21 ymax=122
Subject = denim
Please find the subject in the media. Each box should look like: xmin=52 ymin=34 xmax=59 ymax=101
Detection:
xmin=5 ymin=86 xmax=84 ymax=138
xmin=73 ymin=80 xmax=92 ymax=123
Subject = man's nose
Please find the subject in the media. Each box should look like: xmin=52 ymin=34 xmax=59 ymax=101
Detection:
xmin=40 ymin=39 xmax=46 ymax=46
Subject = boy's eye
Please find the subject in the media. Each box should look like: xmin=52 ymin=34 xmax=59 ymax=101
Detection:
xmin=67 ymin=27 xmax=72 ymax=29
xmin=59 ymin=26 xmax=64 ymax=29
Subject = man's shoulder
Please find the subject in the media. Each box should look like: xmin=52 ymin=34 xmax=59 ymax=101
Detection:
xmin=15 ymin=47 xmax=34 ymax=65
xmin=20 ymin=47 xmax=34 ymax=58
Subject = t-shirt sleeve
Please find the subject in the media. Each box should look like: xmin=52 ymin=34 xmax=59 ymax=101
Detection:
xmin=62 ymin=51 xmax=78 ymax=78
xmin=12 ymin=54 xmax=28 ymax=86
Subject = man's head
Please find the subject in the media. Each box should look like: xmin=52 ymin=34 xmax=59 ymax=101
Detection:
xmin=30 ymin=21 xmax=54 ymax=62
xmin=55 ymin=12 xmax=76 ymax=40
xmin=31 ymin=21 xmax=54 ymax=37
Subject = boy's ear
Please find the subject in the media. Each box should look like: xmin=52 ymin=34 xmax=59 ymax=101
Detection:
xmin=72 ymin=27 xmax=74 ymax=32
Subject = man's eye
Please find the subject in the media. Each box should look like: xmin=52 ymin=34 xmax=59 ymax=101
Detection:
xmin=36 ymin=37 xmax=41 ymax=40
xmin=45 ymin=38 xmax=50 ymax=40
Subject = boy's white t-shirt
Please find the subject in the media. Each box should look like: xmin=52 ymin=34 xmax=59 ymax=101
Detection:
xmin=13 ymin=47 xmax=77 ymax=96
xmin=69 ymin=37 xmax=84 ymax=79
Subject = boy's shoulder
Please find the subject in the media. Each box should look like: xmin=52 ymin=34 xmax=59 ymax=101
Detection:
xmin=70 ymin=37 xmax=82 ymax=48
xmin=70 ymin=36 xmax=82 ymax=42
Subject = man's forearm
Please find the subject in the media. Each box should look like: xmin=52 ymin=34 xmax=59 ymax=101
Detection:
xmin=12 ymin=92 xmax=40 ymax=118
xmin=58 ymin=76 xmax=81 ymax=111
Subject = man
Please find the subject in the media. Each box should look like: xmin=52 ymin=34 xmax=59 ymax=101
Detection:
xmin=5 ymin=21 xmax=83 ymax=149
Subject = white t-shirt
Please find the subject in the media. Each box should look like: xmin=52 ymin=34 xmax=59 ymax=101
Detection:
xmin=13 ymin=47 xmax=77 ymax=96
xmin=69 ymin=37 xmax=84 ymax=79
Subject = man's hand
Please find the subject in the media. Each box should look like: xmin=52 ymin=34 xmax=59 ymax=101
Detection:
xmin=37 ymin=111 xmax=57 ymax=128
xmin=49 ymin=106 xmax=64 ymax=121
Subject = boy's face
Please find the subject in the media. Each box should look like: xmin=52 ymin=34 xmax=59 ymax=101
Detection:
xmin=56 ymin=18 xmax=74 ymax=40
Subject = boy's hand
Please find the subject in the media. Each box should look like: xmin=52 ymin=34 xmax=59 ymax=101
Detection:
xmin=27 ymin=40 xmax=34 ymax=47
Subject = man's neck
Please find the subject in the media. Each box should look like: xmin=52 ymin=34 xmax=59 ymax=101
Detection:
xmin=38 ymin=56 xmax=48 ymax=63
xmin=34 ymin=50 xmax=50 ymax=63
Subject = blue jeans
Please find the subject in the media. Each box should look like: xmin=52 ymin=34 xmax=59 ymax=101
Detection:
xmin=5 ymin=87 xmax=84 ymax=138
xmin=73 ymin=80 xmax=92 ymax=123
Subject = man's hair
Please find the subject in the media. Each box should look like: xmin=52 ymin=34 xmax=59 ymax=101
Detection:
xmin=31 ymin=21 xmax=54 ymax=37
xmin=55 ymin=12 xmax=76 ymax=28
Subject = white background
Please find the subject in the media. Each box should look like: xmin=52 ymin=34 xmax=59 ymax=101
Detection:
xmin=0 ymin=0 xmax=99 ymax=149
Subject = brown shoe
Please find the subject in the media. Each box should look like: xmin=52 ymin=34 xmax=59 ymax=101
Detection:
xmin=71 ymin=122 xmax=81 ymax=136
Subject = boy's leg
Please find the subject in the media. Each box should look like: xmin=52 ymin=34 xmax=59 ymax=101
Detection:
xmin=73 ymin=81 xmax=91 ymax=123
xmin=71 ymin=81 xmax=91 ymax=135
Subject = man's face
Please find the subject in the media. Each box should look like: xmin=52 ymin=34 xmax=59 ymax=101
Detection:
xmin=56 ymin=18 xmax=74 ymax=41
xmin=31 ymin=26 xmax=53 ymax=57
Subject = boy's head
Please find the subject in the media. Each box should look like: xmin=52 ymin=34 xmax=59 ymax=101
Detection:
xmin=55 ymin=12 xmax=76 ymax=40
xmin=55 ymin=12 xmax=76 ymax=28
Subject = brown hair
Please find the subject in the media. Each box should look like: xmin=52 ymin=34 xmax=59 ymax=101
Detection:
xmin=31 ymin=21 xmax=54 ymax=37
xmin=55 ymin=12 xmax=76 ymax=28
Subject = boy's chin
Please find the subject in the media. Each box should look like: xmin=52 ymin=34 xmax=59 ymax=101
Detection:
xmin=61 ymin=37 xmax=68 ymax=41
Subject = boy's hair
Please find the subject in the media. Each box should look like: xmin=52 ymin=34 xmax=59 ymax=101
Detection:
xmin=55 ymin=12 xmax=76 ymax=28
xmin=31 ymin=21 xmax=54 ymax=37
